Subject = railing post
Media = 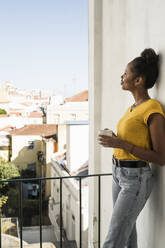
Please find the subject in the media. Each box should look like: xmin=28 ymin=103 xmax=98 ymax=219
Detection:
xmin=79 ymin=177 xmax=82 ymax=248
xmin=19 ymin=181 xmax=23 ymax=248
xmin=98 ymin=175 xmax=101 ymax=248
xmin=39 ymin=179 xmax=42 ymax=248
xmin=60 ymin=178 xmax=63 ymax=248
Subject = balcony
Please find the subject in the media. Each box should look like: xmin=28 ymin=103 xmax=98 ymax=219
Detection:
xmin=0 ymin=173 xmax=112 ymax=248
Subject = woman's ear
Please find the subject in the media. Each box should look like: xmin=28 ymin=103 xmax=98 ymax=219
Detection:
xmin=134 ymin=76 xmax=144 ymax=87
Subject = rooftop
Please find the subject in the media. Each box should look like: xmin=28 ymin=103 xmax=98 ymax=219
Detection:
xmin=29 ymin=112 xmax=43 ymax=118
xmin=0 ymin=126 xmax=15 ymax=132
xmin=10 ymin=124 xmax=56 ymax=136
xmin=65 ymin=90 xmax=88 ymax=102
xmin=0 ymin=114 xmax=8 ymax=118
xmin=9 ymin=112 xmax=22 ymax=116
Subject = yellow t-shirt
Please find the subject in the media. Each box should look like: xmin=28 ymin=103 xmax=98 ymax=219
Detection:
xmin=113 ymin=99 xmax=165 ymax=161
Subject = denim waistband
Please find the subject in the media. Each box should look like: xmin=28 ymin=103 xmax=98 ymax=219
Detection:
xmin=112 ymin=156 xmax=148 ymax=168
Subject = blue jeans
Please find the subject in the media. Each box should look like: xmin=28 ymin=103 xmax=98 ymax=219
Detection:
xmin=102 ymin=163 xmax=154 ymax=248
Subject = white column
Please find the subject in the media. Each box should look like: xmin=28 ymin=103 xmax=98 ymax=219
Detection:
xmin=89 ymin=0 xmax=165 ymax=248
xmin=88 ymin=0 xmax=103 ymax=247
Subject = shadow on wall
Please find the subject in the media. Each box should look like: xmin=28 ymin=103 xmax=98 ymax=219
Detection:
xmin=148 ymin=164 xmax=164 ymax=247
xmin=154 ymin=52 xmax=165 ymax=105
xmin=154 ymin=53 xmax=162 ymax=92
xmin=145 ymin=55 xmax=165 ymax=247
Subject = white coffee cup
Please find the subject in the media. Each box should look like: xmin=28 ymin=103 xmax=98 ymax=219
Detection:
xmin=98 ymin=129 xmax=113 ymax=136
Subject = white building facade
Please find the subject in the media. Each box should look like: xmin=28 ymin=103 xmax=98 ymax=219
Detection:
xmin=49 ymin=121 xmax=89 ymax=248
xmin=49 ymin=160 xmax=88 ymax=248
xmin=46 ymin=102 xmax=88 ymax=125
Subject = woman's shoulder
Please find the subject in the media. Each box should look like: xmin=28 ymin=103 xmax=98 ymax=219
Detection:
xmin=146 ymin=99 xmax=163 ymax=108
xmin=144 ymin=99 xmax=165 ymax=115
xmin=143 ymin=99 xmax=165 ymax=123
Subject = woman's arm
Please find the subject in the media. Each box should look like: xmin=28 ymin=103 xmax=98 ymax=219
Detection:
xmin=98 ymin=113 xmax=165 ymax=166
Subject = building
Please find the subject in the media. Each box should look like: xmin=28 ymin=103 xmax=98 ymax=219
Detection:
xmin=49 ymin=158 xmax=88 ymax=248
xmin=49 ymin=120 xmax=89 ymax=248
xmin=47 ymin=91 xmax=88 ymax=125
xmin=0 ymin=112 xmax=44 ymax=131
xmin=0 ymin=83 xmax=9 ymax=103
xmin=65 ymin=90 xmax=88 ymax=103
xmin=47 ymin=92 xmax=89 ymax=247
xmin=9 ymin=124 xmax=57 ymax=179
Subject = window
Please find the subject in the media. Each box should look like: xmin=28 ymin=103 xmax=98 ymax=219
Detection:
xmin=27 ymin=162 xmax=36 ymax=171
xmin=71 ymin=113 xmax=76 ymax=120
xmin=54 ymin=114 xmax=60 ymax=123
xmin=27 ymin=141 xmax=34 ymax=150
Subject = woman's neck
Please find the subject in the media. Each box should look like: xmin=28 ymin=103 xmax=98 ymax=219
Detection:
xmin=132 ymin=90 xmax=150 ymax=105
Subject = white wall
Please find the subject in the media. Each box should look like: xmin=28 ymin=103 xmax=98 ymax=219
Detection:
xmin=49 ymin=160 xmax=88 ymax=248
xmin=89 ymin=0 xmax=165 ymax=248
xmin=0 ymin=116 xmax=43 ymax=129
xmin=66 ymin=123 xmax=88 ymax=172
xmin=58 ymin=124 xmax=67 ymax=152
xmin=11 ymin=135 xmax=42 ymax=172
xmin=46 ymin=102 xmax=88 ymax=124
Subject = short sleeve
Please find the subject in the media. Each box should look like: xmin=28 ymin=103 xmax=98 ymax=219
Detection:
xmin=144 ymin=101 xmax=165 ymax=125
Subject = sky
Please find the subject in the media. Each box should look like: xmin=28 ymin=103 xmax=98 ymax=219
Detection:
xmin=0 ymin=0 xmax=88 ymax=97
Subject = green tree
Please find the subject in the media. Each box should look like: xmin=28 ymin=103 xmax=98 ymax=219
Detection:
xmin=0 ymin=109 xmax=7 ymax=115
xmin=0 ymin=158 xmax=20 ymax=211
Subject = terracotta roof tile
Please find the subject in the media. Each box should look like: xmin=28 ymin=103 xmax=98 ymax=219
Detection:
xmin=65 ymin=90 xmax=88 ymax=102
xmin=0 ymin=114 xmax=8 ymax=118
xmin=10 ymin=124 xmax=57 ymax=136
xmin=9 ymin=112 xmax=22 ymax=116
xmin=33 ymin=96 xmax=48 ymax=100
xmin=29 ymin=112 xmax=43 ymax=118
xmin=0 ymin=126 xmax=15 ymax=132
xmin=9 ymin=108 xmax=23 ymax=111
xmin=20 ymin=102 xmax=31 ymax=106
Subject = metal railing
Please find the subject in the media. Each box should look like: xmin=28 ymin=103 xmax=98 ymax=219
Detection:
xmin=0 ymin=173 xmax=112 ymax=248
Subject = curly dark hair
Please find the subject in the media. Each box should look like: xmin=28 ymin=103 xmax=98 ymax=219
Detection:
xmin=130 ymin=48 xmax=159 ymax=89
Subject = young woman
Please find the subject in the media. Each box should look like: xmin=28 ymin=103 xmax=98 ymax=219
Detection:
xmin=98 ymin=48 xmax=165 ymax=248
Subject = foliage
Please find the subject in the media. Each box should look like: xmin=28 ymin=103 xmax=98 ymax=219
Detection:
xmin=0 ymin=159 xmax=20 ymax=188
xmin=0 ymin=196 xmax=8 ymax=208
xmin=0 ymin=158 xmax=20 ymax=209
xmin=4 ymin=187 xmax=20 ymax=217
xmin=0 ymin=109 xmax=7 ymax=115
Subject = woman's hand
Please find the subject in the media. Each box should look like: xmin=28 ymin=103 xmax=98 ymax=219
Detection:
xmin=98 ymin=131 xmax=121 ymax=148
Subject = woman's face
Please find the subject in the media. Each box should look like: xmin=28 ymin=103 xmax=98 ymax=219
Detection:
xmin=121 ymin=62 xmax=137 ymax=91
